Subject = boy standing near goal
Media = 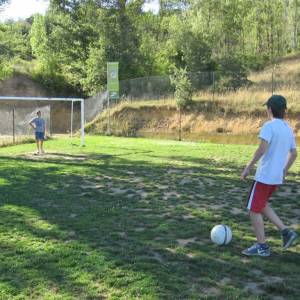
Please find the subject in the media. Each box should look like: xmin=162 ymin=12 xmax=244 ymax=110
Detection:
xmin=30 ymin=110 xmax=46 ymax=155
xmin=241 ymin=95 xmax=298 ymax=257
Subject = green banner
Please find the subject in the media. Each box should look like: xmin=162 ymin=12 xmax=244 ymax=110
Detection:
xmin=107 ymin=62 xmax=119 ymax=100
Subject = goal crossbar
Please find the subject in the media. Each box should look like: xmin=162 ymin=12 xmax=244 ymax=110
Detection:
xmin=0 ymin=96 xmax=85 ymax=146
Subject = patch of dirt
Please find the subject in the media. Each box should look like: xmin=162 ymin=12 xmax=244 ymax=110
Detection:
xmin=110 ymin=188 xmax=129 ymax=195
xmin=249 ymin=269 xmax=264 ymax=276
xmin=290 ymin=219 xmax=300 ymax=227
xmin=209 ymin=204 xmax=226 ymax=210
xmin=218 ymin=277 xmax=232 ymax=286
xmin=201 ymin=178 xmax=216 ymax=186
xmin=134 ymin=227 xmax=145 ymax=232
xmin=176 ymin=237 xmax=197 ymax=247
xmin=179 ymin=178 xmax=192 ymax=185
xmin=149 ymin=251 xmax=164 ymax=264
xmin=202 ymin=287 xmax=220 ymax=296
xmin=243 ymin=282 xmax=264 ymax=295
xmin=167 ymin=169 xmax=181 ymax=174
xmin=118 ymin=232 xmax=127 ymax=238
xmin=21 ymin=153 xmax=87 ymax=161
xmin=182 ymin=214 xmax=196 ymax=220
xmin=230 ymin=207 xmax=246 ymax=215
xmin=165 ymin=247 xmax=176 ymax=254
xmin=264 ymin=276 xmax=284 ymax=284
xmin=68 ymin=230 xmax=76 ymax=237
xmin=139 ymin=191 xmax=148 ymax=198
xmin=186 ymin=252 xmax=195 ymax=258
xmin=163 ymin=191 xmax=181 ymax=200
xmin=80 ymin=183 xmax=103 ymax=189
xmin=135 ymin=208 xmax=152 ymax=212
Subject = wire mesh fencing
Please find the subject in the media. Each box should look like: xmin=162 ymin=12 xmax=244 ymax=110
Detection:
xmin=85 ymin=69 xmax=300 ymax=143
xmin=1 ymin=68 xmax=297 ymax=146
xmin=0 ymin=101 xmax=51 ymax=146
xmin=0 ymin=99 xmax=83 ymax=146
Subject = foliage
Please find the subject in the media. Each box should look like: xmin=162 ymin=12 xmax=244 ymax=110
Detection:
xmin=0 ymin=60 xmax=13 ymax=79
xmin=0 ymin=20 xmax=32 ymax=80
xmin=170 ymin=67 xmax=193 ymax=109
xmin=214 ymin=56 xmax=253 ymax=91
xmin=1 ymin=0 xmax=300 ymax=94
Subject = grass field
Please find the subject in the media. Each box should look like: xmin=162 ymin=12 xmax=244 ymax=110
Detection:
xmin=0 ymin=136 xmax=299 ymax=300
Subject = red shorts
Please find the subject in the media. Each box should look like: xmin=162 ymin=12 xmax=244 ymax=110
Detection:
xmin=246 ymin=181 xmax=277 ymax=213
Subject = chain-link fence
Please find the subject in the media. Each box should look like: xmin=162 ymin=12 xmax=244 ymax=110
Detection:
xmin=86 ymin=68 xmax=300 ymax=143
xmin=1 ymin=68 xmax=298 ymax=146
xmin=0 ymin=101 xmax=51 ymax=146
xmin=0 ymin=100 xmax=84 ymax=146
xmin=88 ymin=69 xmax=288 ymax=105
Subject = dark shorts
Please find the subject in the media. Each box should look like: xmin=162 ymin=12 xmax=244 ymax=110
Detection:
xmin=35 ymin=132 xmax=45 ymax=140
xmin=246 ymin=181 xmax=277 ymax=213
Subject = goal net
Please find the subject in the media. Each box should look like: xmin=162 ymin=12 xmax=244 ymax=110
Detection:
xmin=0 ymin=96 xmax=85 ymax=146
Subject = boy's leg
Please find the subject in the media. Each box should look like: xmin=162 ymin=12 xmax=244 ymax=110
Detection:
xmin=263 ymin=204 xmax=298 ymax=249
xmin=242 ymin=211 xmax=270 ymax=256
xmin=250 ymin=211 xmax=266 ymax=244
xmin=262 ymin=204 xmax=286 ymax=230
xmin=38 ymin=140 xmax=43 ymax=153
xmin=36 ymin=139 xmax=40 ymax=153
xmin=40 ymin=140 xmax=44 ymax=153
xmin=243 ymin=182 xmax=270 ymax=256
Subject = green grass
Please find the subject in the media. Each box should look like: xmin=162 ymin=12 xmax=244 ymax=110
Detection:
xmin=0 ymin=136 xmax=299 ymax=299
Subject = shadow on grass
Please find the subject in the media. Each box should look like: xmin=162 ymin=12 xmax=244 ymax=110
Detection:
xmin=0 ymin=152 xmax=299 ymax=299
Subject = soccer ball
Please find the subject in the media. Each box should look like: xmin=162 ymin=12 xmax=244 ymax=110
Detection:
xmin=210 ymin=224 xmax=232 ymax=245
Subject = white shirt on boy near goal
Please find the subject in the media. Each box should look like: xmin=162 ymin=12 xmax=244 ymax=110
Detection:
xmin=255 ymin=119 xmax=297 ymax=185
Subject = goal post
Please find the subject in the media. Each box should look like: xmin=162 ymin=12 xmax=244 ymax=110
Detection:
xmin=0 ymin=96 xmax=85 ymax=146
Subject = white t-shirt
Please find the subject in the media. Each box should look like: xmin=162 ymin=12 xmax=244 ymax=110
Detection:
xmin=255 ymin=119 xmax=296 ymax=185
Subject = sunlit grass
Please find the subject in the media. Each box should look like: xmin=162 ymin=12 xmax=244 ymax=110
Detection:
xmin=0 ymin=136 xmax=299 ymax=299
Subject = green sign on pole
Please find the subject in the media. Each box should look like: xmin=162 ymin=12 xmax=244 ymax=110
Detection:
xmin=107 ymin=62 xmax=119 ymax=100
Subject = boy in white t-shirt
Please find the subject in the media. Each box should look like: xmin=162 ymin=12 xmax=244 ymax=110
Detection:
xmin=241 ymin=95 xmax=298 ymax=257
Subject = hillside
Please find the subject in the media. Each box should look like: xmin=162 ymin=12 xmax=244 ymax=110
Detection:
xmin=86 ymin=55 xmax=300 ymax=140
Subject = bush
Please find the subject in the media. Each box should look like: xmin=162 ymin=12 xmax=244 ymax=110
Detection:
xmin=170 ymin=67 xmax=193 ymax=109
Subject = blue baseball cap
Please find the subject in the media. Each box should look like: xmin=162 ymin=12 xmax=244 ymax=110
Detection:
xmin=264 ymin=95 xmax=287 ymax=109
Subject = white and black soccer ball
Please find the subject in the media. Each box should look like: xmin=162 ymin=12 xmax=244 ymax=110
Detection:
xmin=210 ymin=224 xmax=232 ymax=245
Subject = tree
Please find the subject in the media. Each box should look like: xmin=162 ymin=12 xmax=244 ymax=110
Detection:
xmin=170 ymin=67 xmax=193 ymax=140
xmin=0 ymin=0 xmax=9 ymax=7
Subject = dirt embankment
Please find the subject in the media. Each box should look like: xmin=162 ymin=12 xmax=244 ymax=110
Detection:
xmin=86 ymin=103 xmax=300 ymax=138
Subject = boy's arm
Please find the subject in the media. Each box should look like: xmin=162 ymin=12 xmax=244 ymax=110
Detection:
xmin=283 ymin=148 xmax=297 ymax=178
xmin=29 ymin=119 xmax=36 ymax=129
xmin=44 ymin=120 xmax=47 ymax=139
xmin=241 ymin=139 xmax=269 ymax=180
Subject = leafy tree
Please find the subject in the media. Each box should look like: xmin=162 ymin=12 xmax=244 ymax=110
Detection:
xmin=0 ymin=0 xmax=9 ymax=7
xmin=170 ymin=66 xmax=193 ymax=109
xmin=170 ymin=66 xmax=193 ymax=140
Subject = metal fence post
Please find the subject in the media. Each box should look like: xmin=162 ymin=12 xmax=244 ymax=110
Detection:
xmin=272 ymin=67 xmax=274 ymax=95
xmin=179 ymin=107 xmax=182 ymax=141
xmin=212 ymin=71 xmax=215 ymax=102
xmin=12 ymin=107 xmax=15 ymax=144
xmin=107 ymin=92 xmax=111 ymax=135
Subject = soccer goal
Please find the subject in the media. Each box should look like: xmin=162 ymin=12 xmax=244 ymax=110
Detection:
xmin=0 ymin=96 xmax=85 ymax=146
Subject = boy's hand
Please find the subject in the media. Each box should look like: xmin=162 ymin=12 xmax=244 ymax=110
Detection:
xmin=283 ymin=168 xmax=287 ymax=182
xmin=241 ymin=166 xmax=251 ymax=181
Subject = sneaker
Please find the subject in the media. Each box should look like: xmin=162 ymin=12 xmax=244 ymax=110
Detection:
xmin=242 ymin=243 xmax=271 ymax=257
xmin=282 ymin=230 xmax=298 ymax=249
